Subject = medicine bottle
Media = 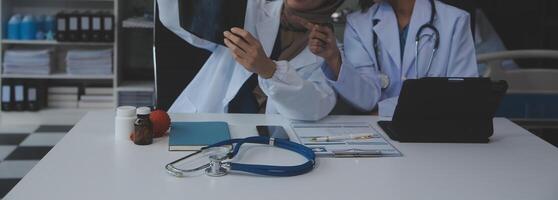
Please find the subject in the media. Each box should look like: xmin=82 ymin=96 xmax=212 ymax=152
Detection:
xmin=133 ymin=107 xmax=153 ymax=145
xmin=115 ymin=106 xmax=136 ymax=141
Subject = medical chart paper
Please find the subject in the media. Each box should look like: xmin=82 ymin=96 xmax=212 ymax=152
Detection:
xmin=291 ymin=122 xmax=402 ymax=157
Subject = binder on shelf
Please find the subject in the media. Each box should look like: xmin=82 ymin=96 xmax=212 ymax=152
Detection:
xmin=101 ymin=13 xmax=114 ymax=42
xmin=26 ymin=84 xmax=40 ymax=111
xmin=56 ymin=12 xmax=68 ymax=41
xmin=25 ymin=81 xmax=45 ymax=111
xmin=80 ymin=12 xmax=92 ymax=41
xmin=91 ymin=13 xmax=103 ymax=42
xmin=67 ymin=11 xmax=80 ymax=42
xmin=1 ymin=83 xmax=12 ymax=111
xmin=14 ymin=83 xmax=25 ymax=111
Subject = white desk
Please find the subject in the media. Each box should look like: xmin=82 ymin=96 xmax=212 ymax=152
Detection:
xmin=5 ymin=111 xmax=558 ymax=200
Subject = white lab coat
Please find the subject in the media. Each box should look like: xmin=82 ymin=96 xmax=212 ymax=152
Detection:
xmin=158 ymin=0 xmax=336 ymax=121
xmin=324 ymin=0 xmax=479 ymax=117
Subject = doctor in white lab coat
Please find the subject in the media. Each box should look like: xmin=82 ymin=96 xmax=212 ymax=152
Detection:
xmin=307 ymin=0 xmax=479 ymax=117
xmin=158 ymin=0 xmax=342 ymax=121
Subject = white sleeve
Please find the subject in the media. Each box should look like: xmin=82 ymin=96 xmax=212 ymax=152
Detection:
xmin=447 ymin=13 xmax=479 ymax=77
xmin=322 ymin=18 xmax=382 ymax=112
xmin=157 ymin=0 xmax=218 ymax=52
xmin=259 ymin=61 xmax=337 ymax=121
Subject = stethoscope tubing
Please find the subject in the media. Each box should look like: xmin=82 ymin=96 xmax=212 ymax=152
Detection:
xmin=373 ymin=0 xmax=440 ymax=86
xmin=205 ymin=136 xmax=316 ymax=177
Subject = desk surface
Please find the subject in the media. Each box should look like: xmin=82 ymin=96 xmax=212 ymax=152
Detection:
xmin=6 ymin=111 xmax=558 ymax=200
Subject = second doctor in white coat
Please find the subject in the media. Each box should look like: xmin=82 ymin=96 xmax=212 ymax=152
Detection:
xmin=158 ymin=0 xmax=342 ymax=121
xmin=308 ymin=0 xmax=479 ymax=116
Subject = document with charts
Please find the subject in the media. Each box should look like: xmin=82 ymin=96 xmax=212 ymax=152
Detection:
xmin=291 ymin=122 xmax=402 ymax=157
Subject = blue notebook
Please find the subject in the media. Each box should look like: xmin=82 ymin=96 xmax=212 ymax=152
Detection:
xmin=169 ymin=121 xmax=231 ymax=151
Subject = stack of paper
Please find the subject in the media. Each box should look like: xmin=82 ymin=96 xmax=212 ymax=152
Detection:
xmin=2 ymin=49 xmax=53 ymax=75
xmin=66 ymin=49 xmax=113 ymax=75
xmin=122 ymin=17 xmax=154 ymax=28
xmin=78 ymin=87 xmax=113 ymax=109
xmin=118 ymin=91 xmax=153 ymax=108
xmin=48 ymin=87 xmax=79 ymax=108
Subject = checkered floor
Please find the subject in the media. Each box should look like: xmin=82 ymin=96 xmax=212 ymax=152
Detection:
xmin=0 ymin=125 xmax=73 ymax=198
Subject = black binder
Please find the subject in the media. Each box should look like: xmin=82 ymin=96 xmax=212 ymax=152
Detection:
xmin=378 ymin=78 xmax=508 ymax=143
xmin=13 ymin=82 xmax=25 ymax=111
xmin=67 ymin=11 xmax=81 ymax=41
xmin=80 ymin=12 xmax=92 ymax=41
xmin=101 ymin=13 xmax=114 ymax=42
xmin=178 ymin=0 xmax=248 ymax=46
xmin=56 ymin=12 xmax=68 ymax=41
xmin=91 ymin=12 xmax=103 ymax=42
xmin=1 ymin=81 xmax=12 ymax=111
xmin=25 ymin=81 xmax=44 ymax=111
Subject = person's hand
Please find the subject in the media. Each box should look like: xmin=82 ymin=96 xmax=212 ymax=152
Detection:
xmin=305 ymin=22 xmax=342 ymax=77
xmin=223 ymin=27 xmax=277 ymax=79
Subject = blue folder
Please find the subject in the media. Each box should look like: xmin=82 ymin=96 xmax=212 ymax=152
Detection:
xmin=169 ymin=121 xmax=231 ymax=151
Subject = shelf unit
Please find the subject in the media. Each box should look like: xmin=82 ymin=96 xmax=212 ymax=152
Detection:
xmin=0 ymin=0 xmax=120 ymax=113
xmin=1 ymin=73 xmax=114 ymax=80
xmin=2 ymin=39 xmax=114 ymax=46
xmin=115 ymin=0 xmax=155 ymax=108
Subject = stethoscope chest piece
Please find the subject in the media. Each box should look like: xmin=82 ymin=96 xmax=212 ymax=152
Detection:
xmin=379 ymin=73 xmax=390 ymax=89
xmin=205 ymin=150 xmax=230 ymax=177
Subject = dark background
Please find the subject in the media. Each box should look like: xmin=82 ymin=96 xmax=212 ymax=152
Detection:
xmin=447 ymin=0 xmax=558 ymax=69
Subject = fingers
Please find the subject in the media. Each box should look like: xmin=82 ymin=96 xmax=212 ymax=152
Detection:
xmin=309 ymin=28 xmax=329 ymax=43
xmin=223 ymin=31 xmax=250 ymax=52
xmin=224 ymin=38 xmax=246 ymax=60
xmin=292 ymin=15 xmax=315 ymax=31
xmin=309 ymin=38 xmax=326 ymax=54
xmin=310 ymin=39 xmax=326 ymax=48
xmin=230 ymin=27 xmax=258 ymax=46
xmin=313 ymin=25 xmax=334 ymax=39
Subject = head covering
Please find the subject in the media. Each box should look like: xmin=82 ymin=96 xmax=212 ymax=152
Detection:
xmin=278 ymin=0 xmax=344 ymax=61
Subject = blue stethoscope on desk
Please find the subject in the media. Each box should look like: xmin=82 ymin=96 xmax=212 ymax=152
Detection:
xmin=165 ymin=136 xmax=316 ymax=177
xmin=373 ymin=0 xmax=440 ymax=89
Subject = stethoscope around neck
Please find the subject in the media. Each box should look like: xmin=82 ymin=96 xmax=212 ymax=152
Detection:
xmin=373 ymin=0 xmax=440 ymax=89
xmin=166 ymin=136 xmax=316 ymax=177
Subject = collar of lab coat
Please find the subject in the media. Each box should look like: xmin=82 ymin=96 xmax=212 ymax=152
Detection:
xmin=256 ymin=1 xmax=281 ymax=58
xmin=371 ymin=0 xmax=432 ymax=76
xmin=255 ymin=0 xmax=318 ymax=69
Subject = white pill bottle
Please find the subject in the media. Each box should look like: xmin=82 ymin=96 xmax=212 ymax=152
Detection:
xmin=115 ymin=106 xmax=137 ymax=140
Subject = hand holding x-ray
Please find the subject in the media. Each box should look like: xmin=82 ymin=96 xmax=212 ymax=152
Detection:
xmin=223 ymin=28 xmax=277 ymax=79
